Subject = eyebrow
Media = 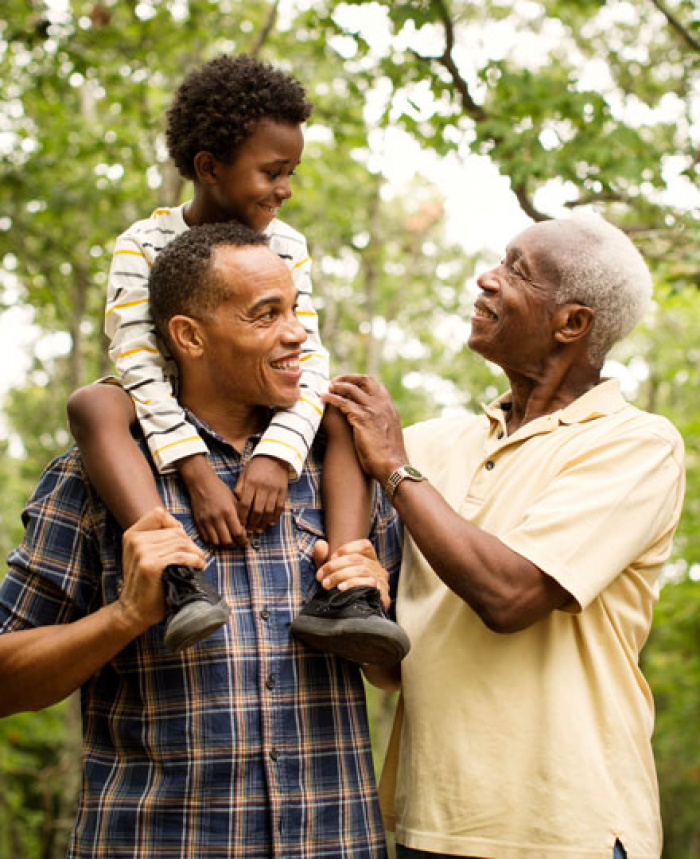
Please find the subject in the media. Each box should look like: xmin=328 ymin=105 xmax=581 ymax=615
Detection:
xmin=249 ymin=290 xmax=300 ymax=314
xmin=262 ymin=158 xmax=300 ymax=167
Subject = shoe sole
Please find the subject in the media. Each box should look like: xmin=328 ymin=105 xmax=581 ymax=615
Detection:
xmin=290 ymin=615 xmax=410 ymax=666
xmin=164 ymin=600 xmax=231 ymax=652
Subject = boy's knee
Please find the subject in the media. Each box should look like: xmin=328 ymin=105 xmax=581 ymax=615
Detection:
xmin=67 ymin=383 xmax=134 ymax=439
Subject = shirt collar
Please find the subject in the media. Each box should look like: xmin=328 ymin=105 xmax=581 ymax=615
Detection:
xmin=184 ymin=408 xmax=270 ymax=454
xmin=482 ymin=378 xmax=628 ymax=433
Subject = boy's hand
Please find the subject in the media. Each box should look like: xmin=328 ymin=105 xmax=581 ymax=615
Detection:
xmin=176 ymin=453 xmax=248 ymax=547
xmin=235 ymin=455 xmax=289 ymax=533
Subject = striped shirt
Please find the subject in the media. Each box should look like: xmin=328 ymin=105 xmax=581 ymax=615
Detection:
xmin=104 ymin=205 xmax=330 ymax=477
xmin=0 ymin=414 xmax=402 ymax=858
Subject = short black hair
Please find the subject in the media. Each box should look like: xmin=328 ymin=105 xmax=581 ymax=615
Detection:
xmin=149 ymin=222 xmax=269 ymax=336
xmin=166 ymin=54 xmax=313 ymax=180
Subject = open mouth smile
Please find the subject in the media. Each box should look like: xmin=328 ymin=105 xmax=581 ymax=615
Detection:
xmin=270 ymin=358 xmax=300 ymax=371
xmin=473 ymin=302 xmax=498 ymax=321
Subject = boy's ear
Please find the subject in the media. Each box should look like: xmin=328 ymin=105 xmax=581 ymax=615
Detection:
xmin=193 ymin=151 xmax=218 ymax=185
xmin=168 ymin=315 xmax=205 ymax=358
xmin=553 ymin=303 xmax=595 ymax=345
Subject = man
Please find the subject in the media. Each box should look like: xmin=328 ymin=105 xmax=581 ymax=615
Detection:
xmin=324 ymin=213 xmax=685 ymax=859
xmin=0 ymin=222 xmax=401 ymax=858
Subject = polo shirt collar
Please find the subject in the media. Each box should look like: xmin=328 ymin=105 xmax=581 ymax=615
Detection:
xmin=483 ymin=378 xmax=628 ymax=436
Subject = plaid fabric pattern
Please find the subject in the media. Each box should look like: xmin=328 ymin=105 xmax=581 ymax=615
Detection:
xmin=0 ymin=415 xmax=402 ymax=858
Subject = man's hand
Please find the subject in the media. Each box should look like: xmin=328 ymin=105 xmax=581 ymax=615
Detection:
xmin=323 ymin=374 xmax=408 ymax=486
xmin=314 ymin=538 xmax=391 ymax=611
xmin=235 ymin=455 xmax=289 ymax=533
xmin=176 ymin=453 xmax=248 ymax=547
xmin=119 ymin=507 xmax=206 ymax=634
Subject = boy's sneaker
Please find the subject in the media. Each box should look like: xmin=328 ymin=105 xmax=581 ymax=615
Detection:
xmin=290 ymin=585 xmax=410 ymax=666
xmin=162 ymin=564 xmax=230 ymax=652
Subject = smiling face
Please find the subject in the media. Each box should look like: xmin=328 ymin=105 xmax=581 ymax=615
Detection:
xmin=469 ymin=223 xmax=566 ymax=374
xmin=193 ymin=244 xmax=308 ymax=410
xmin=203 ymin=119 xmax=304 ymax=232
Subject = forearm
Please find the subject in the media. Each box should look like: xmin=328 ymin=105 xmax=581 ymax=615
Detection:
xmin=0 ymin=601 xmax=146 ymax=716
xmin=390 ymin=479 xmax=569 ymax=632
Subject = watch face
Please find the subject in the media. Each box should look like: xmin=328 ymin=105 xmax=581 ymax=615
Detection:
xmin=404 ymin=466 xmax=423 ymax=479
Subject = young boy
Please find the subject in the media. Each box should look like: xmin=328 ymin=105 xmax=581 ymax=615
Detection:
xmin=67 ymin=54 xmax=409 ymax=665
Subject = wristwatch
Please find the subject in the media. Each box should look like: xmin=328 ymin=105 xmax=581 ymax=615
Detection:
xmin=384 ymin=464 xmax=426 ymax=503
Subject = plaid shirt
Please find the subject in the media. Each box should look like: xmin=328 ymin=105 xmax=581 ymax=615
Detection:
xmin=0 ymin=413 xmax=402 ymax=858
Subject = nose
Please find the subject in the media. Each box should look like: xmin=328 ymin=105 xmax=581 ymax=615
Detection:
xmin=275 ymin=175 xmax=292 ymax=201
xmin=282 ymin=310 xmax=307 ymax=346
xmin=476 ymin=265 xmax=500 ymax=292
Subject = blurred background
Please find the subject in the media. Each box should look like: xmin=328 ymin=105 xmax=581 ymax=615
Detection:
xmin=0 ymin=1 xmax=698 ymax=856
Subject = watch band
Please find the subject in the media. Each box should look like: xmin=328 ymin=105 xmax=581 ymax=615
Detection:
xmin=384 ymin=464 xmax=426 ymax=503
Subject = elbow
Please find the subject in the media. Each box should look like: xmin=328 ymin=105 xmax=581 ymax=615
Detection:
xmin=474 ymin=591 xmax=535 ymax=635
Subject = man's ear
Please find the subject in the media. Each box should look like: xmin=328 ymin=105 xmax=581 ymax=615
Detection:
xmin=168 ymin=315 xmax=205 ymax=358
xmin=193 ymin=151 xmax=218 ymax=185
xmin=553 ymin=303 xmax=595 ymax=345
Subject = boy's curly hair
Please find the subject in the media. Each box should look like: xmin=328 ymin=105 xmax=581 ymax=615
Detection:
xmin=166 ymin=54 xmax=313 ymax=180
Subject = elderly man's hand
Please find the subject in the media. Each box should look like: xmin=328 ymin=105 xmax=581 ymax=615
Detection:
xmin=313 ymin=538 xmax=391 ymax=611
xmin=118 ymin=508 xmax=207 ymax=634
xmin=323 ymin=374 xmax=408 ymax=486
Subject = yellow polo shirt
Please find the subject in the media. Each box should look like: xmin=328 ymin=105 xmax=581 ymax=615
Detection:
xmin=380 ymin=379 xmax=685 ymax=859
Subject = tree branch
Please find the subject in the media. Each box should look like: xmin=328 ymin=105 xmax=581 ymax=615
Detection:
xmin=250 ymin=0 xmax=280 ymax=58
xmin=649 ymin=0 xmax=700 ymax=54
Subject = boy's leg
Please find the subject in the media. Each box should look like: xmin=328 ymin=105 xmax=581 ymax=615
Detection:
xmin=290 ymin=406 xmax=409 ymax=666
xmin=67 ymin=383 xmax=229 ymax=650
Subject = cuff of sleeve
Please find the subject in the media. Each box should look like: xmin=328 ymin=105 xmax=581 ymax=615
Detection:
xmin=253 ymin=438 xmax=304 ymax=481
xmin=499 ymin=534 xmax=583 ymax=614
xmin=149 ymin=435 xmax=209 ymax=474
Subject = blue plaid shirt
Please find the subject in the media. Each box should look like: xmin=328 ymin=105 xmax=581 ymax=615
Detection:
xmin=0 ymin=413 xmax=402 ymax=858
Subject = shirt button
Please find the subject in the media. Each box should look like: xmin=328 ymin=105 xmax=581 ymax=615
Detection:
xmin=260 ymin=608 xmax=270 ymax=621
xmin=485 ymin=460 xmax=495 ymax=471
xmin=249 ymin=536 xmax=261 ymax=550
xmin=265 ymin=675 xmax=276 ymax=690
xmin=269 ymin=748 xmax=279 ymax=761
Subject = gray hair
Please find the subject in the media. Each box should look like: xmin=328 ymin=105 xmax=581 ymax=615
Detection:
xmin=551 ymin=212 xmax=653 ymax=368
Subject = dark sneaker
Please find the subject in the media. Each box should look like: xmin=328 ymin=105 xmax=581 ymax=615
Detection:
xmin=162 ymin=564 xmax=230 ymax=652
xmin=290 ymin=585 xmax=410 ymax=666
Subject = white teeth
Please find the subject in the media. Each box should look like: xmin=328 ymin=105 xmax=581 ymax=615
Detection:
xmin=271 ymin=360 xmax=299 ymax=370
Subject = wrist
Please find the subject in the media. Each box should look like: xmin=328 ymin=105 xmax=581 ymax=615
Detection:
xmin=175 ymin=453 xmax=210 ymax=485
xmin=382 ymin=463 xmax=427 ymax=504
xmin=111 ymin=597 xmax=153 ymax=641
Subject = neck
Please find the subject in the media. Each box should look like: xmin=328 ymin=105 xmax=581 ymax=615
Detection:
xmin=504 ymin=358 xmax=601 ymax=434
xmin=179 ymin=384 xmax=268 ymax=450
xmin=183 ymin=187 xmax=223 ymax=227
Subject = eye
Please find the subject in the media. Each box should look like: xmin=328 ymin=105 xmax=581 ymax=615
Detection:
xmin=266 ymin=170 xmax=281 ymax=179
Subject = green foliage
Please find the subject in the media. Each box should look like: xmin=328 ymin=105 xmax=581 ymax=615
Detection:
xmin=645 ymin=578 xmax=700 ymax=858
xmin=1 ymin=1 xmax=700 ymax=856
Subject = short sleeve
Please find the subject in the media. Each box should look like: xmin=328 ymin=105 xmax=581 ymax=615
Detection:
xmin=500 ymin=427 xmax=685 ymax=611
xmin=0 ymin=453 xmax=102 ymax=632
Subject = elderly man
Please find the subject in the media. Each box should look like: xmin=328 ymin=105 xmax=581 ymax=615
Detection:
xmin=0 ymin=222 xmax=400 ymax=858
xmin=325 ymin=213 xmax=685 ymax=859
